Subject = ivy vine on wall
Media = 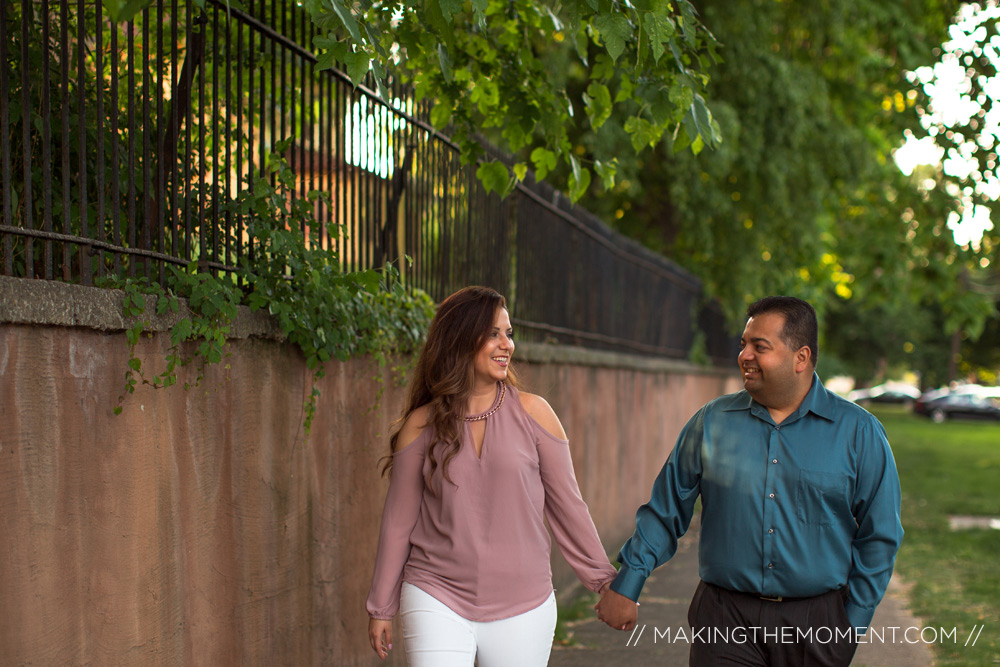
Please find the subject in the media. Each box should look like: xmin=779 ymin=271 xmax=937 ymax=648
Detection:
xmin=105 ymin=148 xmax=436 ymax=435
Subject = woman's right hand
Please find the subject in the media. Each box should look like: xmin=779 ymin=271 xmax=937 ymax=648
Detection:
xmin=369 ymin=617 xmax=393 ymax=660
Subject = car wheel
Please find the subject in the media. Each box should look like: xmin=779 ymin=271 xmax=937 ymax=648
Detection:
xmin=931 ymin=408 xmax=946 ymax=423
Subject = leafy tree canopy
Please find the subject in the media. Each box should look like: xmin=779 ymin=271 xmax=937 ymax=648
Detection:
xmin=296 ymin=0 xmax=723 ymax=201
xmin=104 ymin=0 xmax=723 ymax=198
xmin=559 ymin=0 xmax=996 ymax=385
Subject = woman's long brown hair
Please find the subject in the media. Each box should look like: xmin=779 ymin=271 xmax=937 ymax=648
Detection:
xmin=381 ymin=286 xmax=519 ymax=490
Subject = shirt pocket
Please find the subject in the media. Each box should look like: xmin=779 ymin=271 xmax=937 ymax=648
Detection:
xmin=796 ymin=469 xmax=850 ymax=527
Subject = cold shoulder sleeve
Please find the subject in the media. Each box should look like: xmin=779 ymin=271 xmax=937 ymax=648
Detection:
xmin=365 ymin=433 xmax=429 ymax=620
xmin=532 ymin=420 xmax=618 ymax=593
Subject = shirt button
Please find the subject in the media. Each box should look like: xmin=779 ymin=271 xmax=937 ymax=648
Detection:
xmin=768 ymin=562 xmax=774 ymax=568
xmin=768 ymin=493 xmax=775 ymax=499
xmin=772 ymin=458 xmax=778 ymax=464
xmin=768 ymin=528 xmax=774 ymax=534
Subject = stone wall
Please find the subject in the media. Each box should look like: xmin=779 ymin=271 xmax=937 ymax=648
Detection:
xmin=0 ymin=276 xmax=740 ymax=666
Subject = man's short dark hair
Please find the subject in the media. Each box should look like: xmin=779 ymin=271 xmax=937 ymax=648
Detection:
xmin=746 ymin=296 xmax=818 ymax=367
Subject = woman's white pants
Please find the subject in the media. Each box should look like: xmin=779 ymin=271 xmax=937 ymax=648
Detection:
xmin=399 ymin=582 xmax=557 ymax=667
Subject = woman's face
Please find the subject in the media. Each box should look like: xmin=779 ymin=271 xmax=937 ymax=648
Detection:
xmin=472 ymin=307 xmax=514 ymax=387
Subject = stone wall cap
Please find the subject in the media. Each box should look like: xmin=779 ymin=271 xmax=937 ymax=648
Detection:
xmin=0 ymin=275 xmax=285 ymax=341
xmin=516 ymin=341 xmax=734 ymax=377
xmin=1 ymin=276 xmax=733 ymax=376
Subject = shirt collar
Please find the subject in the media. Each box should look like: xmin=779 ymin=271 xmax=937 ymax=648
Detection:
xmin=723 ymin=372 xmax=837 ymax=424
xmin=796 ymin=372 xmax=838 ymax=422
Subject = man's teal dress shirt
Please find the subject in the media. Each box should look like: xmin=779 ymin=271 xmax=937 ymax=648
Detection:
xmin=611 ymin=373 xmax=903 ymax=631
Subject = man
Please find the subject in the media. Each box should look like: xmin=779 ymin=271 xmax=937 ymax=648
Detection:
xmin=596 ymin=296 xmax=903 ymax=666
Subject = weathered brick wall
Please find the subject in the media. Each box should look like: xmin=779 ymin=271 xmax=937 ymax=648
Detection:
xmin=0 ymin=276 xmax=739 ymax=666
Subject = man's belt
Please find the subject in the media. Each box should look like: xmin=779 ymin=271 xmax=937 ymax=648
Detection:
xmin=707 ymin=582 xmax=837 ymax=603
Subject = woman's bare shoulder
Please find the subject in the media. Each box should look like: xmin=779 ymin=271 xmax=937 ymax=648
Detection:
xmin=518 ymin=391 xmax=568 ymax=440
xmin=396 ymin=404 xmax=432 ymax=452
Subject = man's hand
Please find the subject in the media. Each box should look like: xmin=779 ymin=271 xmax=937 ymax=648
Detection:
xmin=368 ymin=618 xmax=393 ymax=660
xmin=595 ymin=584 xmax=638 ymax=631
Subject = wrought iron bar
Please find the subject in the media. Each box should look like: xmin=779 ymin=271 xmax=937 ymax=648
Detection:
xmin=20 ymin=4 xmax=34 ymax=278
xmin=62 ymin=0 xmax=73 ymax=280
xmin=41 ymin=0 xmax=53 ymax=279
xmin=95 ymin=0 xmax=106 ymax=278
xmin=110 ymin=18 xmax=122 ymax=275
xmin=0 ymin=224 xmax=235 ymax=272
xmin=1 ymin=0 xmax=12 ymax=276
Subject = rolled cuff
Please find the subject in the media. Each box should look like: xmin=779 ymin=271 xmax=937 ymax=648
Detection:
xmin=609 ymin=565 xmax=646 ymax=602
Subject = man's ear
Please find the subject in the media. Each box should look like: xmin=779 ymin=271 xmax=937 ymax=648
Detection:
xmin=795 ymin=346 xmax=812 ymax=372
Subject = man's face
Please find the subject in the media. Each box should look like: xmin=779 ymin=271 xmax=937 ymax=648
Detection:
xmin=738 ymin=311 xmax=801 ymax=406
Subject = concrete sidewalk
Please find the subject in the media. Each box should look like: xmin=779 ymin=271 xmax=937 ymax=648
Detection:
xmin=550 ymin=522 xmax=935 ymax=666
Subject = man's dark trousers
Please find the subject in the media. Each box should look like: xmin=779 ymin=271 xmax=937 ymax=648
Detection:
xmin=688 ymin=581 xmax=858 ymax=666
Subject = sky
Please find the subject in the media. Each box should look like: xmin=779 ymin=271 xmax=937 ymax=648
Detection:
xmin=893 ymin=2 xmax=1000 ymax=250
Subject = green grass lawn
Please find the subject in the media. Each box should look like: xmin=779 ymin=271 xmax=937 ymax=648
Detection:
xmin=872 ymin=405 xmax=1000 ymax=665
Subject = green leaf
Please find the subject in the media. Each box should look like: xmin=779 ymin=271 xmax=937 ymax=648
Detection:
xmin=647 ymin=84 xmax=678 ymax=126
xmin=573 ymin=27 xmax=589 ymax=67
xmin=312 ymin=35 xmax=341 ymax=50
xmin=327 ymin=0 xmax=363 ymax=44
xmin=593 ymin=13 xmax=632 ymax=62
xmin=594 ymin=158 xmax=618 ymax=190
xmin=437 ymin=0 xmax=463 ymax=23
xmin=315 ymin=51 xmax=336 ymax=72
xmin=568 ymin=161 xmax=592 ymax=203
xmin=671 ymin=122 xmax=692 ymax=153
xmin=615 ymin=77 xmax=635 ymax=103
xmin=569 ymin=154 xmax=583 ymax=188
xmin=642 ymin=11 xmax=675 ymax=63
xmin=584 ymin=82 xmax=612 ymax=129
xmin=531 ymin=147 xmax=558 ymax=180
xmin=171 ymin=318 xmax=193 ymax=345
xmin=476 ymin=161 xmax=511 ymax=196
xmin=624 ymin=116 xmax=661 ymax=152
xmin=470 ymin=0 xmax=487 ymax=27
xmin=343 ymin=50 xmax=371 ymax=86
xmin=103 ymin=0 xmax=151 ymax=23
xmin=425 ymin=0 xmax=458 ymax=52
xmin=690 ymin=94 xmax=720 ymax=147
xmin=355 ymin=269 xmax=381 ymax=293
xmin=437 ymin=44 xmax=453 ymax=84
xmin=513 ymin=162 xmax=528 ymax=182
xmin=689 ymin=133 xmax=705 ymax=156
xmin=430 ymin=100 xmax=453 ymax=129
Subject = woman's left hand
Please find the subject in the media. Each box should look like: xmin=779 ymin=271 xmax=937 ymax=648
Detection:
xmin=369 ymin=617 xmax=393 ymax=660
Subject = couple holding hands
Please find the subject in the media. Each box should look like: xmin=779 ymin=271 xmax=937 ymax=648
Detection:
xmin=366 ymin=287 xmax=903 ymax=667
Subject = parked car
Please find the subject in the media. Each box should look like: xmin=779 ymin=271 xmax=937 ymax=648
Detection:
xmin=848 ymin=382 xmax=921 ymax=405
xmin=913 ymin=389 xmax=1000 ymax=423
xmin=951 ymin=383 xmax=1000 ymax=399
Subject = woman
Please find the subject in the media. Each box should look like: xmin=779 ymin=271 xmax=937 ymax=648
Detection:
xmin=366 ymin=286 xmax=617 ymax=666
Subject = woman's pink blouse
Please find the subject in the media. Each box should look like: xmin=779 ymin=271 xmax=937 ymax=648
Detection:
xmin=365 ymin=385 xmax=617 ymax=621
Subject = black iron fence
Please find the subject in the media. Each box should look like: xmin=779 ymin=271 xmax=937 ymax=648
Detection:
xmin=0 ymin=0 xmax=737 ymax=364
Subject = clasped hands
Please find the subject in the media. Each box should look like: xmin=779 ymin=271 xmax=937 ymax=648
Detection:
xmin=595 ymin=583 xmax=638 ymax=631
